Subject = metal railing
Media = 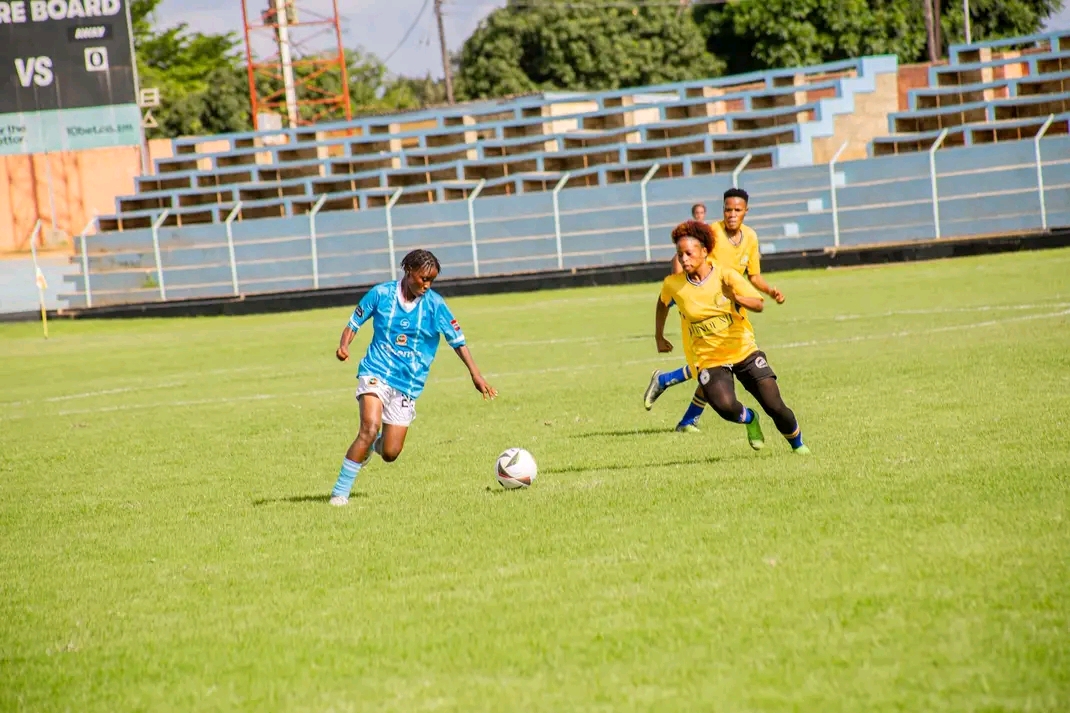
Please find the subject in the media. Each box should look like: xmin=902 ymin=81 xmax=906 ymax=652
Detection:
xmin=65 ymin=129 xmax=1068 ymax=308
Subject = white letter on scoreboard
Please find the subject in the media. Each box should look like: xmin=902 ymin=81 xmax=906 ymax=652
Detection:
xmin=29 ymin=0 xmax=45 ymax=21
xmin=12 ymin=1 xmax=27 ymax=21
xmin=67 ymin=0 xmax=84 ymax=17
xmin=46 ymin=0 xmax=66 ymax=20
xmin=83 ymin=0 xmax=99 ymax=15
xmin=0 ymin=4 xmax=11 ymax=23
xmin=101 ymin=0 xmax=118 ymax=15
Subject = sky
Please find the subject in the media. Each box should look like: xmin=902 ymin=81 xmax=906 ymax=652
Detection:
xmin=156 ymin=0 xmax=1070 ymax=81
xmin=155 ymin=0 xmax=508 ymax=79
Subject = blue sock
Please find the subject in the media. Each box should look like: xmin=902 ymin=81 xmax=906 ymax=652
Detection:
xmin=678 ymin=395 xmax=706 ymax=426
xmin=331 ymin=458 xmax=362 ymax=498
xmin=658 ymin=364 xmax=692 ymax=389
xmin=784 ymin=426 xmax=804 ymax=449
xmin=738 ymin=406 xmax=755 ymax=424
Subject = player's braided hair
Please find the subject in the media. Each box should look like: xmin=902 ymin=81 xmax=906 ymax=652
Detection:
xmin=671 ymin=220 xmax=715 ymax=253
xmin=401 ymin=249 xmax=441 ymax=275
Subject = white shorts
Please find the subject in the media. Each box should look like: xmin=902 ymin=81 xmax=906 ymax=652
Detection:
xmin=356 ymin=375 xmax=416 ymax=427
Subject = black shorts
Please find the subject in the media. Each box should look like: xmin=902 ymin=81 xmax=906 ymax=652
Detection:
xmin=698 ymin=350 xmax=776 ymax=397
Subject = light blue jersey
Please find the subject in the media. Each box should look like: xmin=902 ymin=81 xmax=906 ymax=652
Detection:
xmin=346 ymin=281 xmax=466 ymax=399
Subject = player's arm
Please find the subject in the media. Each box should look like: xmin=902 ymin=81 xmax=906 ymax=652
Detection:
xmin=654 ymin=285 xmax=673 ymax=353
xmin=336 ymin=326 xmax=357 ymax=362
xmin=336 ymin=288 xmax=379 ymax=361
xmin=723 ymin=269 xmax=764 ymax=313
xmin=748 ymin=273 xmax=784 ymax=304
xmin=438 ymin=303 xmax=497 ymax=399
xmin=453 ymin=345 xmax=497 ymax=400
xmin=745 ymin=239 xmax=784 ymax=303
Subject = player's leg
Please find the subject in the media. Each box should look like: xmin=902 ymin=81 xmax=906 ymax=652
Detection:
xmin=737 ymin=351 xmax=809 ymax=455
xmin=331 ymin=390 xmax=384 ymax=505
xmin=376 ymin=388 xmax=417 ymax=462
xmin=675 ymin=386 xmax=708 ymax=432
xmin=644 ymin=363 xmax=694 ymax=410
xmin=377 ymin=425 xmax=409 ymax=462
xmin=697 ymin=366 xmax=764 ymax=450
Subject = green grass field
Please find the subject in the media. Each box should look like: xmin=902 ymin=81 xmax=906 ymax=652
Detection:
xmin=2 ymin=249 xmax=1069 ymax=712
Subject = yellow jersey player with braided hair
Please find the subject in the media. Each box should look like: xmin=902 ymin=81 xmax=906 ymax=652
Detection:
xmin=644 ymin=187 xmax=786 ymax=432
xmin=653 ymin=221 xmax=809 ymax=454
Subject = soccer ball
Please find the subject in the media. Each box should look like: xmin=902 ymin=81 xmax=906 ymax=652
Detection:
xmin=495 ymin=448 xmax=537 ymax=489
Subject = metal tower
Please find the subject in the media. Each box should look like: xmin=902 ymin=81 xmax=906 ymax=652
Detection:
xmin=239 ymin=0 xmax=352 ymax=129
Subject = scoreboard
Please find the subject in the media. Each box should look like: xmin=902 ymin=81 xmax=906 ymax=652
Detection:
xmin=0 ymin=0 xmax=141 ymax=154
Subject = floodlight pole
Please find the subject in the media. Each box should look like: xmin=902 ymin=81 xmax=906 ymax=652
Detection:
xmin=731 ymin=152 xmax=753 ymax=189
xmin=552 ymin=172 xmax=571 ymax=270
xmin=225 ymin=202 xmax=242 ymax=295
xmin=385 ymin=188 xmax=404 ymax=281
xmin=640 ymin=163 xmax=660 ymax=262
xmin=1034 ymin=114 xmax=1055 ymax=231
xmin=151 ymin=209 xmax=170 ymax=300
xmin=467 ymin=179 xmax=486 ymax=276
xmin=928 ymin=129 xmax=949 ymax=239
xmin=828 ymin=141 xmax=849 ymax=248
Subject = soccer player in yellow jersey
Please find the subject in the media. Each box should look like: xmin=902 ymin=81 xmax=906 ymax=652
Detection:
xmin=653 ymin=220 xmax=809 ymax=454
xmin=645 ymin=188 xmax=786 ymax=432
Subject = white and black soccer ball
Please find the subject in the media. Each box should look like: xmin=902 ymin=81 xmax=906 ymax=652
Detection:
xmin=495 ymin=448 xmax=537 ymax=489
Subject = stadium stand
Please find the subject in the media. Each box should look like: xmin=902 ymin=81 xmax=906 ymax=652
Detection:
xmin=874 ymin=31 xmax=1070 ymax=155
xmin=60 ymin=33 xmax=1070 ymax=308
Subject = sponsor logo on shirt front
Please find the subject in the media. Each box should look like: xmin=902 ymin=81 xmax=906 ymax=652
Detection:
xmin=395 ymin=334 xmax=408 ymax=346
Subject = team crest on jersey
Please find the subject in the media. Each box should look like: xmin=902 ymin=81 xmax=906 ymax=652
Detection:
xmin=741 ymin=255 xmax=749 ymax=266
xmin=395 ymin=334 xmax=408 ymax=346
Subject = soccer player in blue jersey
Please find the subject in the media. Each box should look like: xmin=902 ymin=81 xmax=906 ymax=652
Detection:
xmin=329 ymin=249 xmax=497 ymax=506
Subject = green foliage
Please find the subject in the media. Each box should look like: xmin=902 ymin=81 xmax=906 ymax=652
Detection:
xmin=695 ymin=0 xmax=1063 ymax=74
xmin=131 ymin=0 xmax=249 ymax=138
xmin=458 ymin=2 xmax=723 ymax=99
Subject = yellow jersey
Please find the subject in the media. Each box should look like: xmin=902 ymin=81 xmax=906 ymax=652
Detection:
xmin=711 ymin=221 xmax=761 ymax=277
xmin=660 ymin=264 xmax=762 ymax=369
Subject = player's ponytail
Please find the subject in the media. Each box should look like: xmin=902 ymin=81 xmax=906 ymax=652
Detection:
xmin=401 ymin=249 xmax=441 ymax=275
xmin=671 ymin=221 xmax=715 ymax=253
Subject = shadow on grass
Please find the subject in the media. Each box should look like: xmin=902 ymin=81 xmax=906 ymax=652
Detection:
xmin=543 ymin=454 xmax=726 ymax=475
xmin=252 ymin=493 xmax=367 ymax=506
xmin=570 ymin=427 xmax=673 ymax=439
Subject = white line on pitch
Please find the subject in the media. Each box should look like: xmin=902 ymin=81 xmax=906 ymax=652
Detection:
xmin=22 ymin=306 xmax=1065 ymax=420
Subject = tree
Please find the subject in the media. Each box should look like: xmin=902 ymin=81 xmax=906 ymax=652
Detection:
xmin=131 ymin=0 xmax=251 ymax=137
xmin=457 ymin=2 xmax=723 ymax=99
xmin=695 ymin=0 xmax=1063 ymax=75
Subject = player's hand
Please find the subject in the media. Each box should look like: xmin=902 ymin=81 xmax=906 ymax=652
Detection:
xmin=656 ymin=336 xmax=674 ymax=353
xmin=770 ymin=287 xmax=785 ymax=304
xmin=472 ymin=374 xmax=497 ymax=400
xmin=336 ymin=345 xmax=350 ymax=362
